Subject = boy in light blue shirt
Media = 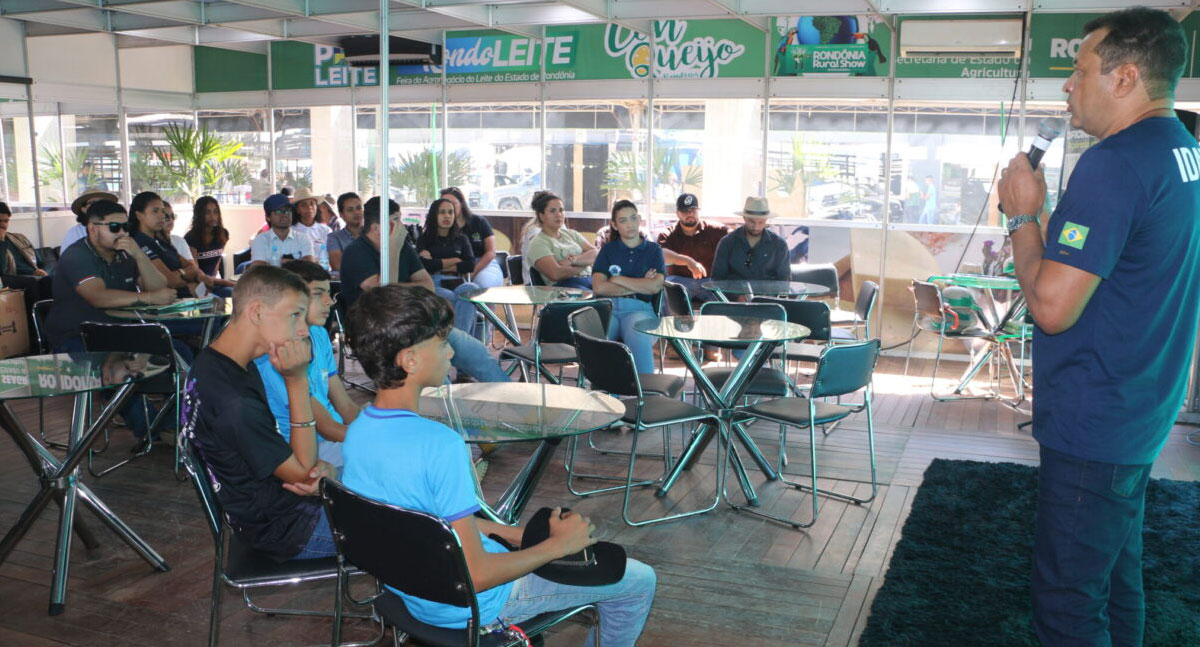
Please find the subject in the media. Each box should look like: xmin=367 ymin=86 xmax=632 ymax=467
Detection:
xmin=253 ymin=260 xmax=360 ymax=467
xmin=340 ymin=284 xmax=656 ymax=647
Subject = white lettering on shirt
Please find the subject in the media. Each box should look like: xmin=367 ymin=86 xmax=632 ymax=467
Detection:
xmin=1172 ymin=146 xmax=1200 ymax=183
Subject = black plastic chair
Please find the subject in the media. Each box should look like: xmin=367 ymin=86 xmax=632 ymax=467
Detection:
xmin=36 ymin=246 xmax=59 ymax=274
xmin=831 ymin=280 xmax=879 ymax=340
xmin=697 ymin=301 xmax=793 ymax=398
xmin=232 ymin=247 xmax=251 ymax=274
xmin=181 ymin=444 xmax=376 ymax=647
xmin=753 ymin=296 xmax=832 ymax=379
xmin=790 ymin=263 xmax=839 ymax=302
xmin=568 ymin=330 xmax=725 ymax=526
xmin=320 ymin=478 xmax=598 ymax=646
xmin=731 ymin=339 xmax=880 ymax=530
xmin=498 ymin=299 xmax=610 ymax=384
xmin=494 ymin=250 xmax=509 ymax=281
xmin=79 ymin=321 xmax=183 ymax=478
xmin=527 ymin=264 xmax=548 ymax=287
xmin=505 ymin=254 xmax=524 ymax=286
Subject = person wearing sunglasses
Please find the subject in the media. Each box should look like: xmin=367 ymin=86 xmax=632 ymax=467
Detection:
xmin=710 ymin=196 xmax=791 ymax=283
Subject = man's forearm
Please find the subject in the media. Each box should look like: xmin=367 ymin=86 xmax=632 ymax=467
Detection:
xmin=285 ymin=376 xmax=318 ymax=468
xmin=135 ymin=254 xmax=169 ymax=290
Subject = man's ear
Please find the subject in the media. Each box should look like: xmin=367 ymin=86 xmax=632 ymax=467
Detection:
xmin=1110 ymin=62 xmax=1142 ymax=99
xmin=245 ymin=298 xmax=264 ymax=325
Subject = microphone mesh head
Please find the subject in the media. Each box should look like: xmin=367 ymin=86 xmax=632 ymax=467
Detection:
xmin=1038 ymin=117 xmax=1066 ymax=140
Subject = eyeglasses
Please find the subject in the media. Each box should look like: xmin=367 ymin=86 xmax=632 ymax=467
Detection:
xmin=92 ymin=221 xmax=128 ymax=234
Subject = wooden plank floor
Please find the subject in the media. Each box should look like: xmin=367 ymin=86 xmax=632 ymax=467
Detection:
xmin=1 ymin=354 xmax=1197 ymax=646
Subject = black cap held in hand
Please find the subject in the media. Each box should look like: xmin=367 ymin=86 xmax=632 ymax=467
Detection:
xmin=520 ymin=507 xmax=626 ymax=586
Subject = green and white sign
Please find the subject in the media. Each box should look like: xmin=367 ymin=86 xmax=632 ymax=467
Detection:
xmin=771 ymin=16 xmax=887 ymax=77
xmin=603 ymin=19 xmax=762 ymax=79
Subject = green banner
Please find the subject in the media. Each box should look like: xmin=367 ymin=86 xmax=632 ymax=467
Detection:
xmin=1027 ymin=13 xmax=1100 ymax=78
xmin=770 ymin=16 xmax=888 ymax=77
xmin=194 ymin=46 xmax=269 ymax=92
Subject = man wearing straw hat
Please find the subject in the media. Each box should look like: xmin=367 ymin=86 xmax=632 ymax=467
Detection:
xmin=59 ymin=189 xmax=119 ymax=251
xmin=710 ymin=196 xmax=791 ymax=282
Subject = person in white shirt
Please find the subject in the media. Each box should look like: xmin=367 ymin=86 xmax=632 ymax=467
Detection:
xmin=59 ymin=190 xmax=117 ymax=251
xmin=162 ymin=200 xmax=213 ymax=296
xmin=250 ymin=193 xmax=315 ymax=267
xmin=290 ymin=187 xmax=332 ymax=270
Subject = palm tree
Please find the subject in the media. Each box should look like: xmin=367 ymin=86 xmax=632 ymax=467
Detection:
xmin=151 ymin=123 xmax=244 ymax=200
xmin=388 ymin=148 xmax=472 ymax=206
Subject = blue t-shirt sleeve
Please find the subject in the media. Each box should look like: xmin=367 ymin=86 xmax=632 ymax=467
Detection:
xmin=251 ymin=355 xmax=290 ymax=439
xmin=1043 ymin=147 xmax=1141 ymax=279
xmin=428 ymin=430 xmax=481 ymax=521
xmin=313 ymin=325 xmax=337 ymax=377
xmin=652 ymin=242 xmax=666 ymax=273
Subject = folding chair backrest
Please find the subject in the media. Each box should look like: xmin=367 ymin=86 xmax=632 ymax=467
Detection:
xmin=567 ymin=305 xmax=610 ymax=339
xmin=751 ymin=296 xmax=831 ymax=343
xmin=79 ymin=321 xmax=178 ymax=371
xmin=856 ymin=280 xmax=879 ymax=321
xmin=32 ymin=299 xmax=53 ymax=354
xmin=495 ymin=251 xmax=510 ymax=282
xmin=572 ymin=329 xmax=641 ymax=398
xmin=537 ymin=299 xmax=611 ymax=345
xmin=232 ymin=247 xmax=251 ymax=274
xmin=321 ymin=479 xmax=478 ymax=610
xmin=811 ymin=339 xmax=880 ymax=400
xmin=791 ymin=263 xmax=839 ymax=301
xmin=911 ymin=280 xmax=945 ymax=320
xmin=698 ymin=301 xmax=787 ymax=350
xmin=662 ymin=281 xmax=693 ymax=317
xmin=506 ymin=254 xmax=524 ymax=286
xmin=527 ymin=264 xmax=548 ymax=287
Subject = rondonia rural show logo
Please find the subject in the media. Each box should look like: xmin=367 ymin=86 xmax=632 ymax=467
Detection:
xmin=605 ymin=21 xmax=746 ymax=79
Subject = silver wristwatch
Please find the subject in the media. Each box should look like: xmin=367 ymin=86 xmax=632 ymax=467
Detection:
xmin=1006 ymin=214 xmax=1038 ymax=236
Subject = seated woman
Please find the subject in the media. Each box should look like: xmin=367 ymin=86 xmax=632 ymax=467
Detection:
xmin=591 ymin=200 xmax=665 ymax=374
xmin=292 ymin=189 xmax=332 ymax=270
xmin=416 ymin=198 xmax=483 ymax=337
xmin=130 ymin=191 xmax=198 ymax=298
xmin=184 ymin=196 xmax=237 ymax=298
xmin=440 ymin=186 xmax=503 ymax=289
xmin=525 ymin=190 xmax=597 ymax=289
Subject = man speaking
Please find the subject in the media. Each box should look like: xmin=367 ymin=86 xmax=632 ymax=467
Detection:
xmin=998 ymin=8 xmax=1200 ymax=646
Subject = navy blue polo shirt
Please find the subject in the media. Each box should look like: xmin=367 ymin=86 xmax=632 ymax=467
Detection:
xmin=1033 ymin=117 xmax=1200 ymax=465
xmin=339 ymin=235 xmax=423 ymax=311
xmin=47 ymin=238 xmax=139 ymax=347
xmin=593 ymin=236 xmax=666 ymax=304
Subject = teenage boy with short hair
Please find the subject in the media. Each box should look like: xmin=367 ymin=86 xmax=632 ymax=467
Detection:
xmin=253 ymin=260 xmax=358 ymax=467
xmin=341 ymin=284 xmax=656 ymax=647
xmin=181 ymin=265 xmax=338 ymax=561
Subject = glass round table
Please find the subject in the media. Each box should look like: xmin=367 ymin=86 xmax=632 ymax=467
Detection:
xmin=106 ymin=296 xmax=233 ymax=346
xmin=635 ymin=315 xmax=810 ymax=507
xmin=419 ymin=382 xmax=623 ymax=524
xmin=0 ymin=352 xmax=171 ymax=615
xmin=702 ymin=280 xmax=830 ymax=301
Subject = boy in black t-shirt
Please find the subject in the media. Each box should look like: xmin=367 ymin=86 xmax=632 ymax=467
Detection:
xmin=181 ymin=265 xmax=338 ymax=561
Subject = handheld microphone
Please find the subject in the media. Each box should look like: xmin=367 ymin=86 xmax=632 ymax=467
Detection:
xmin=1000 ymin=117 xmax=1065 ymax=213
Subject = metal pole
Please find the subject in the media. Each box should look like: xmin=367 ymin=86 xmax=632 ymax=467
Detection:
xmin=646 ymin=30 xmax=655 ymax=223
xmin=761 ymin=28 xmax=770 ymax=199
xmin=56 ymin=103 xmax=68 ymax=208
xmin=378 ymin=0 xmax=390 ymax=285
xmin=114 ymin=33 xmax=131 ymax=206
xmin=876 ymin=17 xmax=898 ymax=343
xmin=267 ymin=45 xmax=276 ymax=195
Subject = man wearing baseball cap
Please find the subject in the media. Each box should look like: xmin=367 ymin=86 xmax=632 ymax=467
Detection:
xmin=59 ymin=189 xmax=118 ymax=251
xmin=658 ymin=193 xmax=727 ymax=304
xmin=250 ymin=193 xmax=315 ymax=268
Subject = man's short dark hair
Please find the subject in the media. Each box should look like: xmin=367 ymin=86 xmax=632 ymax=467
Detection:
xmin=85 ymin=199 xmax=127 ymax=223
xmin=363 ymin=196 xmax=400 ymax=232
xmin=1084 ymin=7 xmax=1187 ymax=101
xmin=337 ymin=191 xmax=361 ymax=214
xmin=282 ymin=259 xmax=331 ymax=284
xmin=232 ymin=265 xmax=309 ymax=317
xmin=346 ymin=285 xmax=453 ymax=389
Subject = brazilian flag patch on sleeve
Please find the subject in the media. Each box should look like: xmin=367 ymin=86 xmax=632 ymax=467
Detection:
xmin=1058 ymin=222 xmax=1089 ymax=250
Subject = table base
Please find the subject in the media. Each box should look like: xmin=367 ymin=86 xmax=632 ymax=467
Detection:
xmin=0 ymin=388 xmax=170 ymax=615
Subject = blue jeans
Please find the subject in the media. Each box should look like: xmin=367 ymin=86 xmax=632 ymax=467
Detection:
xmin=665 ymin=275 xmax=718 ymax=305
xmin=608 ymin=297 xmax=658 ymax=374
xmin=447 ymin=328 xmax=510 ymax=383
xmin=555 ymin=276 xmax=592 ymax=290
xmin=499 ymin=558 xmax=656 ymax=647
xmin=1032 ymin=445 xmax=1153 ymax=647
xmin=294 ymin=508 xmax=338 ymax=559
xmin=473 ymin=258 xmax=505 ymax=289
xmin=435 ymin=278 xmax=482 ymax=338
